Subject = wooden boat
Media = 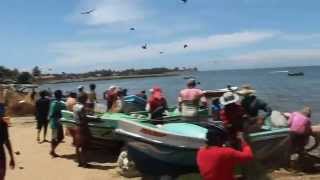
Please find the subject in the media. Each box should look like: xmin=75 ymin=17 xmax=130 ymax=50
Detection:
xmin=113 ymin=89 xmax=293 ymax=177
xmin=288 ymin=72 xmax=304 ymax=76
xmin=115 ymin=118 xmax=290 ymax=176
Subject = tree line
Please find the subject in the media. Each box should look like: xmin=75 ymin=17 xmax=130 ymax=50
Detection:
xmin=0 ymin=65 xmax=198 ymax=84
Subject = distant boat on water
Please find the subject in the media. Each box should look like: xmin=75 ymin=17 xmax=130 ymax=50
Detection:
xmin=288 ymin=72 xmax=304 ymax=76
xmin=183 ymin=76 xmax=195 ymax=79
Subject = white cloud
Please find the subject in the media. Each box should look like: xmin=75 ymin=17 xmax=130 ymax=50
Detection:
xmin=49 ymin=31 xmax=276 ymax=70
xmin=69 ymin=0 xmax=146 ymax=26
xmin=281 ymin=33 xmax=320 ymax=41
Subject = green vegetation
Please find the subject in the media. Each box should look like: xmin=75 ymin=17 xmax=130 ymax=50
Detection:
xmin=0 ymin=66 xmax=33 ymax=84
xmin=17 ymin=72 xmax=33 ymax=84
xmin=0 ymin=65 xmax=198 ymax=84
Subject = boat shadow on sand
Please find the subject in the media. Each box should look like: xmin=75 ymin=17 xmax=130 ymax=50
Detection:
xmin=59 ymin=148 xmax=119 ymax=171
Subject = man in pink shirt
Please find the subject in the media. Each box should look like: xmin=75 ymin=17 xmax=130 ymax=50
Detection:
xmin=285 ymin=106 xmax=312 ymax=154
xmin=178 ymin=79 xmax=204 ymax=118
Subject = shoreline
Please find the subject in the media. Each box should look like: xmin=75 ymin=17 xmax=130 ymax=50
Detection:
xmin=36 ymin=72 xmax=181 ymax=85
xmin=7 ymin=116 xmax=320 ymax=180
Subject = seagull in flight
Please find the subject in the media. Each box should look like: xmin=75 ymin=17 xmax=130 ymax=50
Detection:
xmin=142 ymin=44 xmax=147 ymax=50
xmin=181 ymin=0 xmax=188 ymax=3
xmin=183 ymin=44 xmax=188 ymax=48
xmin=160 ymin=51 xmax=164 ymax=54
xmin=81 ymin=9 xmax=95 ymax=15
xmin=129 ymin=28 xmax=135 ymax=31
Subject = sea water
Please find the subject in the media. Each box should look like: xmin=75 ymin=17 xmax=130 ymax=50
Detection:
xmin=40 ymin=66 xmax=320 ymax=122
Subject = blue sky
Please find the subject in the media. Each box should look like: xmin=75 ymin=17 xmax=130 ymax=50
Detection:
xmin=1 ymin=0 xmax=320 ymax=73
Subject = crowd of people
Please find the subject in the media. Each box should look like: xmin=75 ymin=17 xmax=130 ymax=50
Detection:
xmin=0 ymin=81 xmax=316 ymax=179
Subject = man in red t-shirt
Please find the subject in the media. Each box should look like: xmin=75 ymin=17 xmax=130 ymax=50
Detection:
xmin=197 ymin=127 xmax=253 ymax=180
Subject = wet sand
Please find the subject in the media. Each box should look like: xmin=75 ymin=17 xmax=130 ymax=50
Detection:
xmin=5 ymin=116 xmax=320 ymax=180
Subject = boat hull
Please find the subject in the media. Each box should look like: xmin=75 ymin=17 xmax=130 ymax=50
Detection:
xmin=116 ymin=119 xmax=290 ymax=176
xmin=127 ymin=141 xmax=198 ymax=176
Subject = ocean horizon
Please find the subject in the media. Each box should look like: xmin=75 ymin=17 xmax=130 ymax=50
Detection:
xmin=40 ymin=65 xmax=320 ymax=123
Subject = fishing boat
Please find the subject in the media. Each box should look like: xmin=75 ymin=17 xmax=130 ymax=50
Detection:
xmin=60 ymin=106 xmax=209 ymax=142
xmin=288 ymin=72 xmax=304 ymax=76
xmin=114 ymin=90 xmax=293 ymax=177
xmin=183 ymin=76 xmax=195 ymax=79
xmin=115 ymin=117 xmax=291 ymax=176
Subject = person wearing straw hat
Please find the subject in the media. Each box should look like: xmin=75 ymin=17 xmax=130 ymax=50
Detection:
xmin=237 ymin=85 xmax=272 ymax=132
xmin=197 ymin=125 xmax=253 ymax=180
xmin=219 ymin=92 xmax=246 ymax=149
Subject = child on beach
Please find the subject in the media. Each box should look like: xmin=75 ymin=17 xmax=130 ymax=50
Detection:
xmin=48 ymin=90 xmax=66 ymax=157
xmin=0 ymin=98 xmax=15 ymax=180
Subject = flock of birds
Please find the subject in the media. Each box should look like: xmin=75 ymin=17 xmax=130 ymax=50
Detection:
xmin=80 ymin=0 xmax=190 ymax=55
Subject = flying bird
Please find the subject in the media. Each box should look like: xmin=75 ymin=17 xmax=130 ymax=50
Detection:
xmin=160 ymin=51 xmax=164 ymax=54
xmin=81 ymin=9 xmax=95 ymax=15
xmin=181 ymin=0 xmax=188 ymax=3
xmin=142 ymin=44 xmax=147 ymax=50
xmin=129 ymin=28 xmax=135 ymax=31
xmin=184 ymin=44 xmax=188 ymax=48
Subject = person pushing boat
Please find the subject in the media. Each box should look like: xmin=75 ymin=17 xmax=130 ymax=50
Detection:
xmin=73 ymin=93 xmax=92 ymax=168
xmin=284 ymin=106 xmax=312 ymax=168
xmin=197 ymin=127 xmax=253 ymax=180
xmin=237 ymin=85 xmax=272 ymax=132
xmin=219 ymin=92 xmax=246 ymax=149
xmin=104 ymin=85 xmax=119 ymax=111
xmin=87 ymin=83 xmax=97 ymax=112
xmin=178 ymin=79 xmax=204 ymax=120
xmin=146 ymin=86 xmax=168 ymax=124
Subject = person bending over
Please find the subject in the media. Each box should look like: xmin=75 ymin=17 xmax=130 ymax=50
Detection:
xmin=238 ymin=85 xmax=272 ymax=132
xmin=284 ymin=106 xmax=312 ymax=159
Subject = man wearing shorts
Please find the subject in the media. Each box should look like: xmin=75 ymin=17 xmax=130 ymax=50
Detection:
xmin=35 ymin=90 xmax=50 ymax=143
xmin=49 ymin=90 xmax=66 ymax=157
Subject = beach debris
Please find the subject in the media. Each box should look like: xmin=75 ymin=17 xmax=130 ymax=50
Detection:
xmin=141 ymin=44 xmax=148 ymax=50
xmin=129 ymin=28 xmax=135 ymax=31
xmin=19 ymin=166 xmax=24 ymax=170
xmin=15 ymin=151 xmax=21 ymax=155
xmin=81 ymin=9 xmax=95 ymax=15
xmin=181 ymin=0 xmax=188 ymax=3
xmin=184 ymin=44 xmax=188 ymax=48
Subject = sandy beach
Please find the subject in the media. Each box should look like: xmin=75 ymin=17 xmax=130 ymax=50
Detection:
xmin=6 ymin=116 xmax=140 ymax=180
xmin=4 ymin=116 xmax=320 ymax=180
